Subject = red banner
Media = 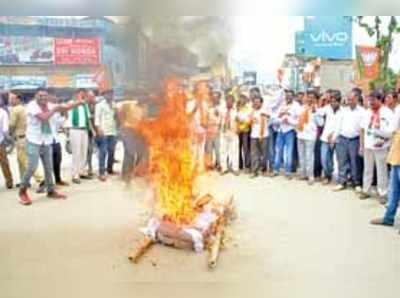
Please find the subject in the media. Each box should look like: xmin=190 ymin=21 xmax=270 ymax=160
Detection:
xmin=55 ymin=38 xmax=100 ymax=65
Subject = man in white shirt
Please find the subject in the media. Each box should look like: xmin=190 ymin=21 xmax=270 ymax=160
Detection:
xmin=67 ymin=89 xmax=91 ymax=184
xmin=318 ymin=91 xmax=342 ymax=185
xmin=359 ymin=91 xmax=396 ymax=202
xmin=19 ymin=88 xmax=83 ymax=206
xmin=204 ymin=91 xmax=223 ymax=171
xmin=220 ymin=95 xmax=239 ymax=175
xmin=250 ymin=96 xmax=269 ymax=178
xmin=333 ymin=89 xmax=365 ymax=192
xmin=271 ymin=90 xmax=302 ymax=178
xmin=296 ymin=90 xmax=320 ymax=185
xmin=0 ymin=104 xmax=13 ymax=189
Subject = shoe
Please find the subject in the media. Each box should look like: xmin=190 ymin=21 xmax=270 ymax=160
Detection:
xmin=333 ymin=184 xmax=346 ymax=192
xmin=250 ymin=173 xmax=259 ymax=179
xmin=107 ymin=171 xmax=119 ymax=176
xmin=19 ymin=189 xmax=32 ymax=206
xmin=359 ymin=192 xmax=370 ymax=200
xmin=297 ymin=176 xmax=308 ymax=181
xmin=379 ymin=196 xmax=388 ymax=205
xmin=232 ymin=171 xmax=240 ymax=177
xmin=322 ymin=178 xmax=331 ymax=185
xmin=370 ymin=218 xmax=393 ymax=226
xmin=72 ymin=178 xmax=81 ymax=184
xmin=6 ymin=183 xmax=13 ymax=189
xmin=80 ymin=175 xmax=93 ymax=180
xmin=308 ymin=179 xmax=315 ymax=186
xmin=56 ymin=181 xmax=70 ymax=187
xmin=98 ymin=176 xmax=107 ymax=182
xmin=268 ymin=172 xmax=278 ymax=178
xmin=354 ymin=186 xmax=362 ymax=193
xmin=220 ymin=170 xmax=229 ymax=176
xmin=47 ymin=191 xmax=67 ymax=200
xmin=36 ymin=181 xmax=46 ymax=194
xmin=285 ymin=174 xmax=293 ymax=180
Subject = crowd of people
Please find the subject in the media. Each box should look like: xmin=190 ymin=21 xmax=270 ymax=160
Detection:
xmin=184 ymin=82 xmax=400 ymax=232
xmin=0 ymin=88 xmax=146 ymax=205
xmin=0 ymin=82 xmax=400 ymax=233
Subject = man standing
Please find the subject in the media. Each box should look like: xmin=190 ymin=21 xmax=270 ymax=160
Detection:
xmin=19 ymin=88 xmax=83 ymax=205
xmin=333 ymin=89 xmax=365 ymax=192
xmin=250 ymin=96 xmax=269 ymax=178
xmin=205 ymin=91 xmax=223 ymax=171
xmin=86 ymin=90 xmax=99 ymax=177
xmin=272 ymin=90 xmax=302 ymax=179
xmin=48 ymin=89 xmax=69 ymax=186
xmin=370 ymin=103 xmax=400 ymax=228
xmin=220 ymin=95 xmax=239 ymax=176
xmin=296 ymin=91 xmax=319 ymax=185
xmin=8 ymin=91 xmax=43 ymax=187
xmin=359 ymin=91 xmax=395 ymax=203
xmin=318 ymin=91 xmax=342 ymax=185
xmin=0 ymin=101 xmax=12 ymax=189
xmin=95 ymin=89 xmax=118 ymax=182
xmin=236 ymin=94 xmax=252 ymax=173
xmin=67 ymin=89 xmax=91 ymax=184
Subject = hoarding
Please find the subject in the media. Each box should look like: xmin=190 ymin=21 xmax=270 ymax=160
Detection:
xmin=74 ymin=74 xmax=98 ymax=89
xmin=55 ymin=38 xmax=101 ymax=65
xmin=302 ymin=16 xmax=353 ymax=60
xmin=9 ymin=76 xmax=47 ymax=90
xmin=0 ymin=36 xmax=54 ymax=65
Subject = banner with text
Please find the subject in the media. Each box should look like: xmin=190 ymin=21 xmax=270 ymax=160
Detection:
xmin=55 ymin=38 xmax=101 ymax=65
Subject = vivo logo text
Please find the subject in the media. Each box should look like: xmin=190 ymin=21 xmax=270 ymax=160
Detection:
xmin=310 ymin=31 xmax=349 ymax=44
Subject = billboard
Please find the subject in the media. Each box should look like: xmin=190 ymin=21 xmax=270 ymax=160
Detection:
xmin=55 ymin=38 xmax=101 ymax=65
xmin=302 ymin=16 xmax=353 ymax=60
xmin=9 ymin=76 xmax=47 ymax=90
xmin=74 ymin=74 xmax=98 ymax=89
xmin=0 ymin=36 xmax=54 ymax=65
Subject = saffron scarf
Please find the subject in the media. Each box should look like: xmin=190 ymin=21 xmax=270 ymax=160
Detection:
xmin=298 ymin=107 xmax=310 ymax=132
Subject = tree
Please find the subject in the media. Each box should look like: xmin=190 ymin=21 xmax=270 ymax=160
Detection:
xmin=356 ymin=16 xmax=400 ymax=90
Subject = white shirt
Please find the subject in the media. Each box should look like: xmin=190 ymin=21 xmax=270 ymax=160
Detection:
xmin=26 ymin=100 xmax=57 ymax=146
xmin=336 ymin=105 xmax=365 ymax=139
xmin=250 ymin=108 xmax=269 ymax=139
xmin=320 ymin=106 xmax=342 ymax=143
xmin=362 ymin=106 xmax=396 ymax=150
xmin=0 ymin=108 xmax=9 ymax=144
xmin=297 ymin=106 xmax=319 ymax=141
xmin=274 ymin=101 xmax=302 ymax=133
xmin=221 ymin=107 xmax=237 ymax=135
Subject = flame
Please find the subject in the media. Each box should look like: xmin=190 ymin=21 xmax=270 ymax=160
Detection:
xmin=136 ymin=78 xmax=198 ymax=225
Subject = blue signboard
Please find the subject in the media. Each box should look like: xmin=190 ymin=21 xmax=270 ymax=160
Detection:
xmin=302 ymin=16 xmax=353 ymax=60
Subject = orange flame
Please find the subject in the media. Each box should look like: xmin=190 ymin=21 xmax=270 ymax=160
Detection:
xmin=136 ymin=78 xmax=197 ymax=225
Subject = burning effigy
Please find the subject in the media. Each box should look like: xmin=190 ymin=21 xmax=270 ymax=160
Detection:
xmin=128 ymin=78 xmax=237 ymax=269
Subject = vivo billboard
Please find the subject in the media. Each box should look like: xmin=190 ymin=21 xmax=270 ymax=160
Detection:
xmin=302 ymin=16 xmax=353 ymax=60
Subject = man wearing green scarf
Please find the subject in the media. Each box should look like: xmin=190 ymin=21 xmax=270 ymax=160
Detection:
xmin=67 ymin=89 xmax=91 ymax=184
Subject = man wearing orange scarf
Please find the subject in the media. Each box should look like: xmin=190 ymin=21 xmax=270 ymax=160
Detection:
xmin=360 ymin=91 xmax=395 ymax=202
xmin=296 ymin=90 xmax=321 ymax=185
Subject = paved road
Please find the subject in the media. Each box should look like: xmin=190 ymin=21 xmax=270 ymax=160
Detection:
xmin=1 ymin=145 xmax=400 ymax=298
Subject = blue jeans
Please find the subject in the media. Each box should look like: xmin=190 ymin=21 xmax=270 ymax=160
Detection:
xmin=267 ymin=126 xmax=277 ymax=172
xmin=321 ymin=141 xmax=334 ymax=180
xmin=383 ymin=166 xmax=400 ymax=225
xmin=96 ymin=136 xmax=117 ymax=176
xmin=274 ymin=130 xmax=296 ymax=175
xmin=21 ymin=142 xmax=54 ymax=192
xmin=336 ymin=136 xmax=362 ymax=186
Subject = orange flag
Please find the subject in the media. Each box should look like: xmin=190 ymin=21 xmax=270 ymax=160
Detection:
xmin=93 ymin=65 xmax=112 ymax=93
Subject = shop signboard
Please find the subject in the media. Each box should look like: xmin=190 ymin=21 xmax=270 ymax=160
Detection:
xmin=55 ymin=38 xmax=101 ymax=65
xmin=0 ymin=36 xmax=54 ymax=65
xmin=9 ymin=76 xmax=47 ymax=90
xmin=74 ymin=74 xmax=98 ymax=89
